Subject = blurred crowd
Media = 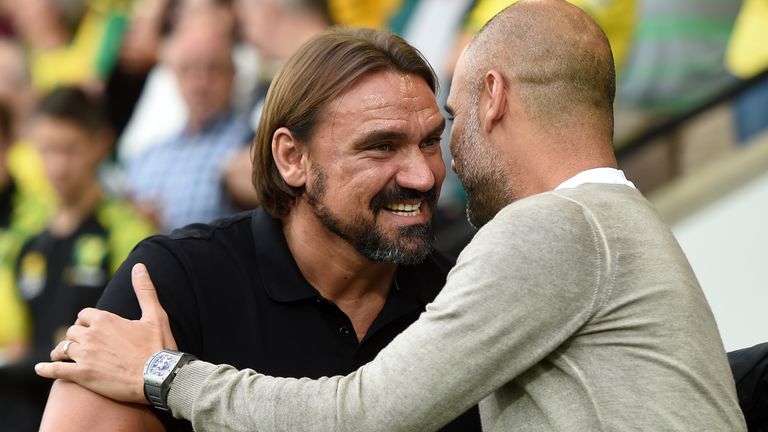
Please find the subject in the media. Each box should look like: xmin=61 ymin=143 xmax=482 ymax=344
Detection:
xmin=0 ymin=0 xmax=766 ymax=430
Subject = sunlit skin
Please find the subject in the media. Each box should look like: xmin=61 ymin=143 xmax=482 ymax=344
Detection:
xmin=278 ymin=70 xmax=445 ymax=336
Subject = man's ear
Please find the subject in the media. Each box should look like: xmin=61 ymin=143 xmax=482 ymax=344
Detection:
xmin=481 ymin=70 xmax=507 ymax=133
xmin=272 ymin=127 xmax=307 ymax=188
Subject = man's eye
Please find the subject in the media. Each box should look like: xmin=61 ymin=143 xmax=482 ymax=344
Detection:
xmin=421 ymin=138 xmax=441 ymax=148
xmin=372 ymin=143 xmax=392 ymax=152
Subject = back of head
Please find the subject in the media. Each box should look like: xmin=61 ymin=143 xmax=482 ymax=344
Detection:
xmin=36 ymin=86 xmax=107 ymax=133
xmin=252 ymin=27 xmax=437 ymax=218
xmin=466 ymin=0 xmax=616 ymax=139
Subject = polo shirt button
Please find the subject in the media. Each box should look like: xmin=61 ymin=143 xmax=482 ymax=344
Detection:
xmin=339 ymin=327 xmax=351 ymax=337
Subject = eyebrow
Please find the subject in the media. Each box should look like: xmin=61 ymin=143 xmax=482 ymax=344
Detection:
xmin=426 ymin=118 xmax=447 ymax=139
xmin=356 ymin=118 xmax=446 ymax=146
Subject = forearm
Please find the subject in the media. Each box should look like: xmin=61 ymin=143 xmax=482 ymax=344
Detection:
xmin=41 ymin=380 xmax=166 ymax=432
xmin=170 ymin=296 xmax=497 ymax=432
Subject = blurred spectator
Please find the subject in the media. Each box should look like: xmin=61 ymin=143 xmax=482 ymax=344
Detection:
xmin=115 ymin=0 xmax=257 ymax=162
xmin=0 ymin=40 xmax=52 ymax=364
xmin=124 ymin=12 xmax=250 ymax=231
xmin=0 ymin=102 xmax=49 ymax=362
xmin=1 ymin=86 xmax=153 ymax=432
xmin=4 ymin=0 xmax=130 ymax=93
xmin=726 ymin=0 xmax=768 ymax=143
xmin=112 ymin=0 xmax=185 ymax=162
xmin=0 ymin=39 xmax=55 ymax=207
xmin=223 ymin=0 xmax=333 ymax=208
xmin=102 ymin=0 xmax=173 ymax=141
xmin=235 ymin=0 xmax=332 ymax=127
xmin=237 ymin=0 xmax=332 ymax=63
xmin=616 ymin=0 xmax=741 ymax=140
xmin=327 ymin=0 xmax=398 ymax=28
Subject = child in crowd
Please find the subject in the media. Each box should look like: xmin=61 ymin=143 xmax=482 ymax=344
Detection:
xmin=1 ymin=86 xmax=154 ymax=431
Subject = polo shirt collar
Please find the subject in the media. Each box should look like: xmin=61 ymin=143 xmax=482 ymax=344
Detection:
xmin=250 ymin=208 xmax=444 ymax=308
xmin=555 ymin=167 xmax=636 ymax=190
xmin=251 ymin=208 xmax=319 ymax=302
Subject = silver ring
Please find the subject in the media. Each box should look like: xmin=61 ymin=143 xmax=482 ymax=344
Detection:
xmin=62 ymin=340 xmax=73 ymax=356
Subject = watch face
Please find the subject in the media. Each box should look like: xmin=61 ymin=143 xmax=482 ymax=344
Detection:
xmin=147 ymin=352 xmax=179 ymax=379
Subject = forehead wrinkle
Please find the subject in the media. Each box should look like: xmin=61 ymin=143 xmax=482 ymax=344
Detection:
xmin=328 ymin=71 xmax=441 ymax=146
xmin=325 ymin=89 xmax=349 ymax=146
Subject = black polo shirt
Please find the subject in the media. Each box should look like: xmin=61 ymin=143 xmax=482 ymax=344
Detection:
xmin=98 ymin=208 xmax=481 ymax=431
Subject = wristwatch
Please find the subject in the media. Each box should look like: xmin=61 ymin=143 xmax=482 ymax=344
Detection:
xmin=143 ymin=349 xmax=197 ymax=411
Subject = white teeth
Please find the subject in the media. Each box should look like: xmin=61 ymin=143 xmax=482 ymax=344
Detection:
xmin=386 ymin=202 xmax=422 ymax=216
xmin=392 ymin=207 xmax=421 ymax=217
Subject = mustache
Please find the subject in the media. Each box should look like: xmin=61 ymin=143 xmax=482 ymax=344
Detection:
xmin=370 ymin=186 xmax=438 ymax=212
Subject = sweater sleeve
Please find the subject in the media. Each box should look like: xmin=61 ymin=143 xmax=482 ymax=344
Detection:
xmin=168 ymin=195 xmax=611 ymax=432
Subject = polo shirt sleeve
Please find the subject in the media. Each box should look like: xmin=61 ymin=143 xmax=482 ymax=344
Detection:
xmin=97 ymin=237 xmax=202 ymax=356
xmin=166 ymin=193 xmax=610 ymax=431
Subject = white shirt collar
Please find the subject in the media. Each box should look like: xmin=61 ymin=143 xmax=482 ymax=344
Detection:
xmin=554 ymin=167 xmax=636 ymax=191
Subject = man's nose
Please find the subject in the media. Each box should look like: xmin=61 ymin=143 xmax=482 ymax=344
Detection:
xmin=396 ymin=149 xmax=436 ymax=193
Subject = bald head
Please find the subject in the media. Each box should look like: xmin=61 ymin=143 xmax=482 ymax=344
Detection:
xmin=464 ymin=0 xmax=615 ymax=138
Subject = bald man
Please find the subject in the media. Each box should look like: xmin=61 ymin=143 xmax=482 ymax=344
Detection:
xmin=37 ymin=1 xmax=747 ymax=430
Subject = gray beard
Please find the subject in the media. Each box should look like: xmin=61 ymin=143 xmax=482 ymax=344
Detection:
xmin=306 ymin=168 xmax=434 ymax=265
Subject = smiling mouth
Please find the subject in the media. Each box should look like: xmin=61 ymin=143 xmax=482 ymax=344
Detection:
xmin=385 ymin=202 xmax=422 ymax=217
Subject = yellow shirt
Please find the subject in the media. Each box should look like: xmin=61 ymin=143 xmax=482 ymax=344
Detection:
xmin=726 ymin=0 xmax=768 ymax=78
xmin=0 ymin=167 xmax=51 ymax=347
xmin=327 ymin=0 xmax=403 ymax=28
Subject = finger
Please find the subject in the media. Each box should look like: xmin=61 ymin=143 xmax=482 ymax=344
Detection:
xmin=132 ymin=263 xmax=166 ymax=321
xmin=64 ymin=324 xmax=87 ymax=343
xmin=132 ymin=263 xmax=178 ymax=350
xmin=51 ymin=339 xmax=80 ymax=362
xmin=35 ymin=361 xmax=79 ymax=380
xmin=75 ymin=307 xmax=103 ymax=327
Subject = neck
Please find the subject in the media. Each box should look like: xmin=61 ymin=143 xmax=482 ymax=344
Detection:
xmin=282 ymin=201 xmax=396 ymax=341
xmin=50 ymin=182 xmax=102 ymax=237
xmin=504 ymin=126 xmax=617 ymax=197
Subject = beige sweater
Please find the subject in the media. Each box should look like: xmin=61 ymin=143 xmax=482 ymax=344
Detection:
xmin=168 ymin=184 xmax=746 ymax=431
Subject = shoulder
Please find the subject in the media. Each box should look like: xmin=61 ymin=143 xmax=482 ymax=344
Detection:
xmin=96 ymin=199 xmax=156 ymax=235
xmin=456 ymin=190 xmax=609 ymax=285
xmin=476 ymin=191 xmax=597 ymax=243
xmin=165 ymin=210 xmax=254 ymax=244
xmin=126 ymin=211 xmax=256 ymax=270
